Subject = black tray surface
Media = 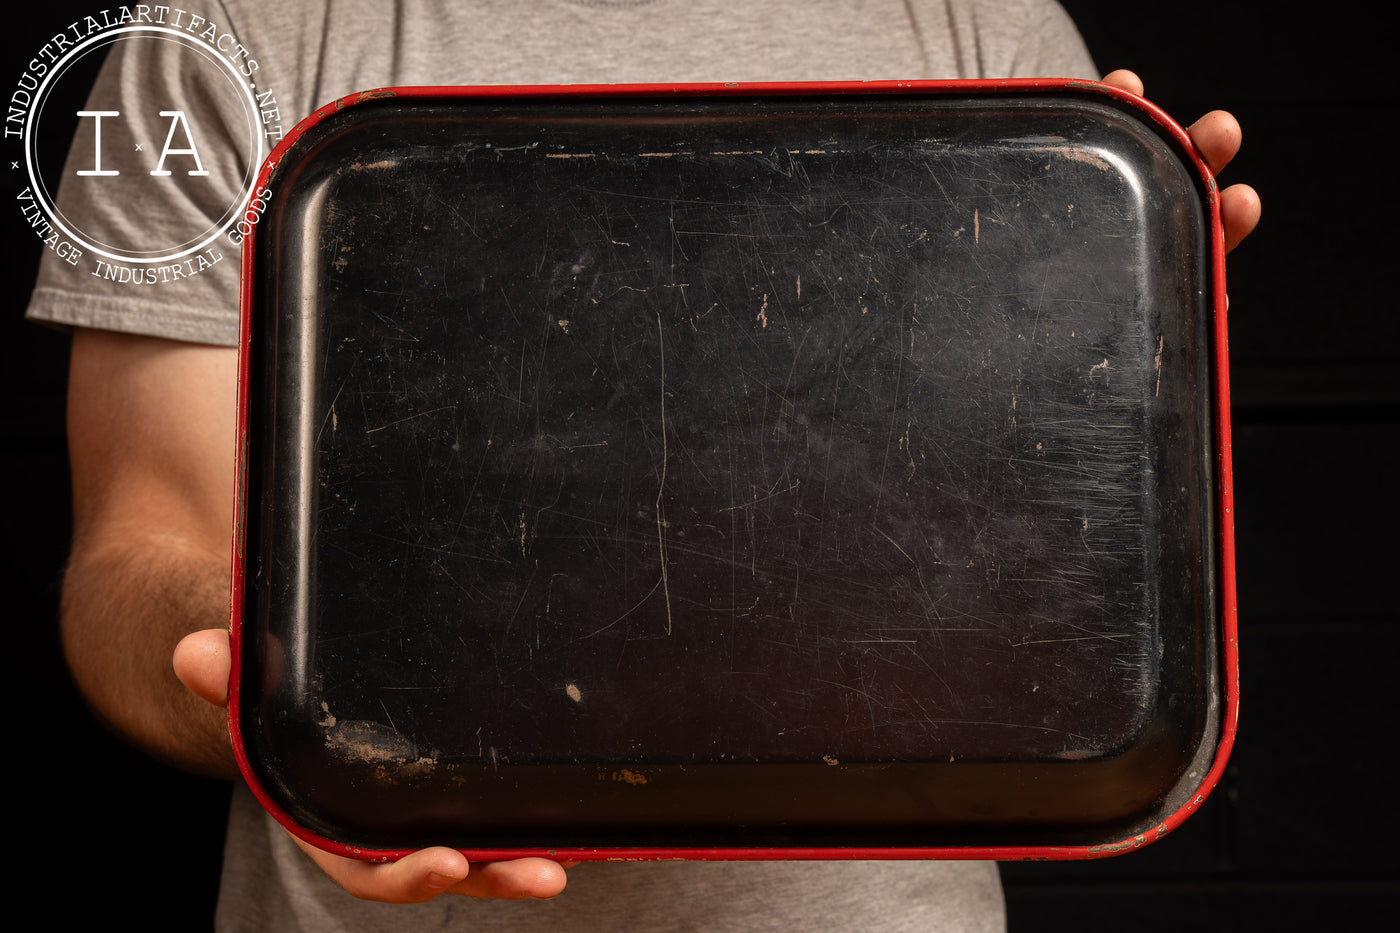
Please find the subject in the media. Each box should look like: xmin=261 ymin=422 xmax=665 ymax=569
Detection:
xmin=237 ymin=89 xmax=1220 ymax=852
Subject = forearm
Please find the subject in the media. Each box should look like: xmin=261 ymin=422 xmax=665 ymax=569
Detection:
xmin=60 ymin=330 xmax=241 ymax=779
xmin=61 ymin=530 xmax=238 ymax=780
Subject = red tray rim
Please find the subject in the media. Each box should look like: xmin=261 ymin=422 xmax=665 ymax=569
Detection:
xmin=228 ymin=77 xmax=1237 ymax=863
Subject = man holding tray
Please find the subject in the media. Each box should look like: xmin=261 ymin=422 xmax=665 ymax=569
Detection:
xmin=27 ymin=1 xmax=1257 ymax=928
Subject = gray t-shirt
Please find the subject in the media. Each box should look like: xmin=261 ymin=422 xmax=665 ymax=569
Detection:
xmin=26 ymin=2 xmax=1095 ymax=930
xmin=26 ymin=0 xmax=1095 ymax=348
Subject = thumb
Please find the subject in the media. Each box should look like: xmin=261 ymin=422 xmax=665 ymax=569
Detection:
xmin=173 ymin=628 xmax=232 ymax=706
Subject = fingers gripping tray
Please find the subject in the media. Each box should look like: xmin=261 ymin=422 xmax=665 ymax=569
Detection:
xmin=231 ymin=81 xmax=1237 ymax=861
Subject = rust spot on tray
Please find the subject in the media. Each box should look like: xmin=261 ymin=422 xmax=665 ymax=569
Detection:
xmin=1088 ymin=832 xmax=1152 ymax=855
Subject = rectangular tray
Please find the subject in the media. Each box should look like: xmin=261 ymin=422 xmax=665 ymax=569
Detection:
xmin=231 ymin=80 xmax=1237 ymax=861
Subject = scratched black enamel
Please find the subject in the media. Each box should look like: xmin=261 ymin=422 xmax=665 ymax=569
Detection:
xmin=240 ymin=93 xmax=1218 ymax=849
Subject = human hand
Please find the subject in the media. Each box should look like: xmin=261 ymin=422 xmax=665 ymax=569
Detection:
xmin=173 ymin=629 xmax=570 ymax=903
xmin=1100 ymin=69 xmax=1261 ymax=254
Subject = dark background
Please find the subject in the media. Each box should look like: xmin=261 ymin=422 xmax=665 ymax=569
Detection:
xmin=4 ymin=2 xmax=1395 ymax=927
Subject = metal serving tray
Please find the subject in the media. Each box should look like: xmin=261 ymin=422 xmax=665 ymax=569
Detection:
xmin=231 ymin=80 xmax=1237 ymax=862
